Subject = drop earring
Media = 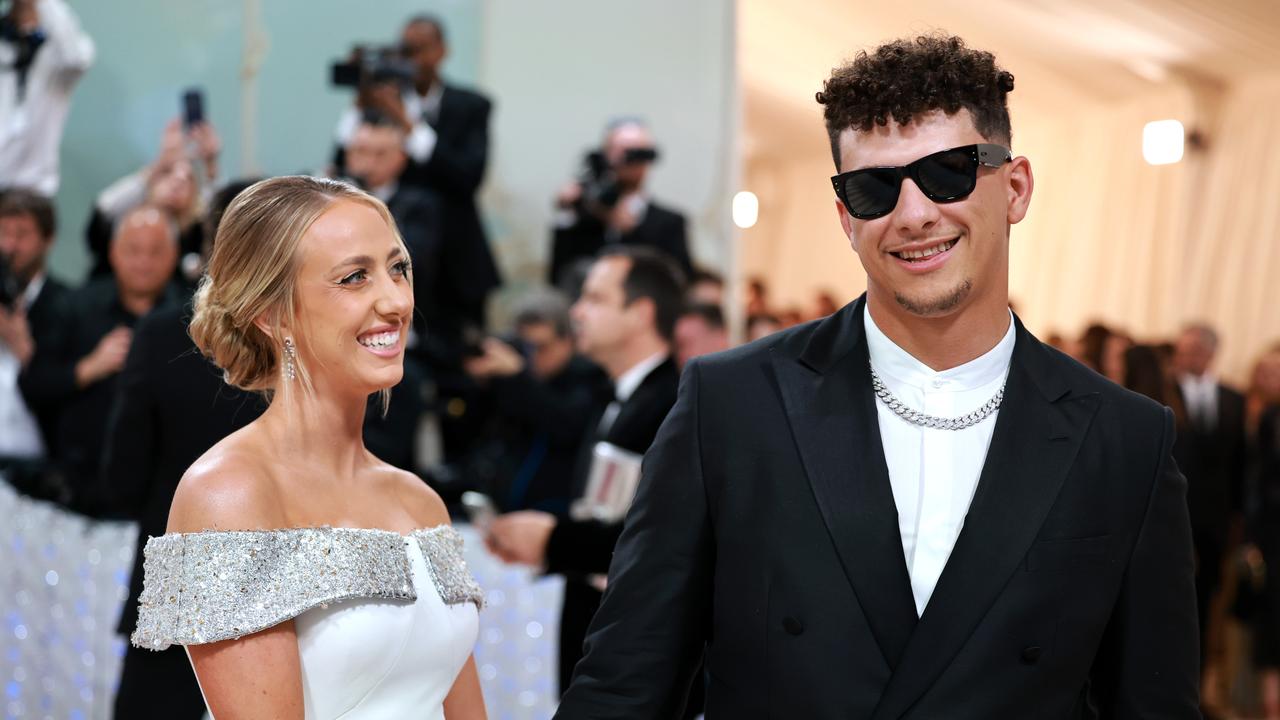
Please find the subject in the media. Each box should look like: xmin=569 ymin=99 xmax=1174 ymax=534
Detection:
xmin=282 ymin=338 xmax=297 ymax=382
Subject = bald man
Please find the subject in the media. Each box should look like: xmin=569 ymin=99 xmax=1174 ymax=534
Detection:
xmin=25 ymin=205 xmax=180 ymax=515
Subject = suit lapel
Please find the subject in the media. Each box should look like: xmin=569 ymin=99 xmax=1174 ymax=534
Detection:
xmin=772 ymin=299 xmax=918 ymax=669
xmin=870 ymin=320 xmax=1099 ymax=720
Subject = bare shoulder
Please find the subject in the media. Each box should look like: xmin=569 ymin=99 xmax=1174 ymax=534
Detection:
xmin=375 ymin=462 xmax=450 ymax=530
xmin=167 ymin=435 xmax=284 ymax=535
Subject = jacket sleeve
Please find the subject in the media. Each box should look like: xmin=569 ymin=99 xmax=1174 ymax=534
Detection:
xmin=554 ymin=360 xmax=714 ymax=719
xmin=420 ymin=95 xmax=491 ymax=195
xmin=1090 ymin=407 xmax=1200 ymax=717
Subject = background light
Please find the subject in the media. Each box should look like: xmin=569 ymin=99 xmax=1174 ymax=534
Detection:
xmin=732 ymin=191 xmax=759 ymax=228
xmin=1143 ymin=120 xmax=1185 ymax=165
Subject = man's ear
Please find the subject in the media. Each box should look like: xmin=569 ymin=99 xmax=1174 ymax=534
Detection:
xmin=1006 ymin=156 xmax=1034 ymax=225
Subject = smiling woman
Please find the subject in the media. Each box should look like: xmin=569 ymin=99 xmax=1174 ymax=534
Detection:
xmin=132 ymin=176 xmax=488 ymax=720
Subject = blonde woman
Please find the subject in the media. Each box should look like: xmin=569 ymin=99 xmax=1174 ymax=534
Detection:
xmin=131 ymin=176 xmax=486 ymax=719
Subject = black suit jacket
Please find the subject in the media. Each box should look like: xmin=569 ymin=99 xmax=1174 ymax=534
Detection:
xmin=556 ymin=297 xmax=1199 ymax=719
xmin=102 ymin=304 xmax=265 ymax=635
xmin=1172 ymin=381 xmax=1247 ymax=541
xmin=17 ymin=274 xmax=73 ymax=456
xmin=549 ymin=201 xmax=693 ymax=287
xmin=403 ymin=84 xmax=500 ymax=320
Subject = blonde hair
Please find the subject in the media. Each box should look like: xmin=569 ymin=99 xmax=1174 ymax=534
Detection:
xmin=189 ymin=176 xmax=408 ymax=408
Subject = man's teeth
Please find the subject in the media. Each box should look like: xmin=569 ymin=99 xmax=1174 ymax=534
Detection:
xmin=897 ymin=239 xmax=956 ymax=260
xmin=359 ymin=331 xmax=399 ymax=348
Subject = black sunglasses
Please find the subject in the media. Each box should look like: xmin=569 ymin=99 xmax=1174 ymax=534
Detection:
xmin=831 ymin=143 xmax=1011 ymax=220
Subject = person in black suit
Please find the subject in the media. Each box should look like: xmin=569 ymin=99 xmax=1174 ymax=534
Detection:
xmin=335 ymin=15 xmax=499 ymax=331
xmin=1170 ymin=323 xmax=1248 ymax=669
xmin=0 ymin=189 xmax=72 ymax=479
xmin=554 ymin=34 xmax=1198 ymax=719
xmin=22 ymin=206 xmax=180 ymax=514
xmin=486 ymin=247 xmax=685 ymax=698
xmin=549 ymin=118 xmax=694 ymax=287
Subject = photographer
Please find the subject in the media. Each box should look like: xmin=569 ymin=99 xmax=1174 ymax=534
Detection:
xmin=549 ymin=118 xmax=693 ymax=287
xmin=0 ymin=189 xmax=69 ymax=470
xmin=332 ymin=15 xmax=499 ymax=331
xmin=0 ymin=0 xmax=94 ymax=195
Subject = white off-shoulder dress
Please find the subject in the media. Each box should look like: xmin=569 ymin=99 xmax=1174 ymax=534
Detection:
xmin=132 ymin=525 xmax=483 ymax=719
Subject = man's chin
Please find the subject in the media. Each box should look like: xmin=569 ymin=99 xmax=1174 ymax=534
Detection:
xmin=893 ymin=279 xmax=974 ymax=318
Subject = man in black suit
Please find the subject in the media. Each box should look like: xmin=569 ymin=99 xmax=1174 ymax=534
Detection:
xmin=336 ymin=15 xmax=499 ymax=331
xmin=555 ymin=35 xmax=1198 ymax=719
xmin=486 ymin=246 xmax=684 ymax=697
xmin=1171 ymin=323 xmax=1247 ymax=667
xmin=0 ymin=189 xmax=72 ymax=478
xmin=549 ymin=118 xmax=693 ymax=287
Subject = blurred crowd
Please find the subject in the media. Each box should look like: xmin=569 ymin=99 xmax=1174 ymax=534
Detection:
xmin=3 ymin=3 xmax=1280 ymax=719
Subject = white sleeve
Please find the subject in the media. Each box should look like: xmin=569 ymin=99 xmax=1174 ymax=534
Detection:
xmin=36 ymin=0 xmax=95 ymax=75
xmin=404 ymin=121 xmax=438 ymax=164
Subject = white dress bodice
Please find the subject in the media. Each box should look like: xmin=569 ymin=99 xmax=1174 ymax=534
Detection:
xmin=132 ymin=525 xmax=483 ymax=719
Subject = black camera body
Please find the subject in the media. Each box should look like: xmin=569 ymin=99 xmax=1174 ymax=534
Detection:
xmin=331 ymin=45 xmax=416 ymax=89
xmin=0 ymin=252 xmax=22 ymax=309
xmin=575 ymin=146 xmax=659 ymax=213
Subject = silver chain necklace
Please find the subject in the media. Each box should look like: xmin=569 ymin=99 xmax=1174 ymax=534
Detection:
xmin=869 ymin=363 xmax=1005 ymax=431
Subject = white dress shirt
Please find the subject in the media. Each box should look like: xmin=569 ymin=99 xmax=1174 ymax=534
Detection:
xmin=0 ymin=274 xmax=48 ymax=459
xmin=597 ymin=351 xmax=668 ymax=436
xmin=865 ymin=307 xmax=1016 ymax=616
xmin=0 ymin=0 xmax=94 ymax=195
xmin=1178 ymin=373 xmax=1218 ymax=430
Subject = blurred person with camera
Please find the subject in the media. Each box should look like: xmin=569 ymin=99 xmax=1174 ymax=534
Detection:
xmin=23 ymin=205 xmax=179 ymax=514
xmin=0 ymin=188 xmax=69 ymax=477
xmin=549 ymin=118 xmax=693 ymax=288
xmin=333 ymin=15 xmax=499 ymax=333
xmin=85 ymin=117 xmax=220 ymax=288
xmin=463 ymin=290 xmax=608 ymax=514
xmin=485 ymin=247 xmax=683 ymax=699
xmin=0 ymin=0 xmax=93 ymax=196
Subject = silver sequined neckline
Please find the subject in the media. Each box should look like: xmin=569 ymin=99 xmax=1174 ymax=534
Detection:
xmin=869 ymin=363 xmax=1004 ymax=430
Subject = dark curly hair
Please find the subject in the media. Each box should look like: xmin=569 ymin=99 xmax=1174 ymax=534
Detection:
xmin=816 ymin=34 xmax=1015 ymax=170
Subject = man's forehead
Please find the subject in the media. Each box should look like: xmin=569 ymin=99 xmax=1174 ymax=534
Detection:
xmin=837 ymin=109 xmax=983 ymax=170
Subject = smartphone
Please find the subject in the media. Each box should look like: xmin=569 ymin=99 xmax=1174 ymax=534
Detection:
xmin=460 ymin=491 xmax=497 ymax=532
xmin=182 ymin=88 xmax=205 ymax=128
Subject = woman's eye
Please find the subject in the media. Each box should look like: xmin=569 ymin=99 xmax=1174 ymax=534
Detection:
xmin=392 ymin=261 xmax=412 ymax=278
xmin=340 ymin=269 xmax=368 ymax=285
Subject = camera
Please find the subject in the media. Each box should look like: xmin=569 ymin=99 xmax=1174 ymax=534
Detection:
xmin=575 ymin=146 xmax=659 ymax=213
xmin=0 ymin=252 xmax=21 ymax=309
xmin=330 ymin=44 xmax=416 ymax=89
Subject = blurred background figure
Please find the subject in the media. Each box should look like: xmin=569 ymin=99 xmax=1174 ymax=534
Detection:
xmin=686 ymin=266 xmax=724 ymax=307
xmin=463 ymin=289 xmax=606 ymax=514
xmin=0 ymin=0 xmax=93 ymax=195
xmin=0 ymin=189 xmax=69 ymax=485
xmin=85 ymin=118 xmax=220 ymax=288
xmin=674 ymin=301 xmax=728 ymax=369
xmin=746 ymin=311 xmax=782 ymax=342
xmin=549 ymin=117 xmax=693 ymax=286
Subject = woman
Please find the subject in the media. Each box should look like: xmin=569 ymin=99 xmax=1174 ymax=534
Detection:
xmin=131 ymin=176 xmax=486 ymax=719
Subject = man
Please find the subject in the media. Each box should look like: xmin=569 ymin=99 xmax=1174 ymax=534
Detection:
xmin=549 ymin=118 xmax=694 ymax=286
xmin=555 ymin=35 xmax=1198 ymax=719
xmin=464 ymin=290 xmax=608 ymax=513
xmin=103 ymin=181 xmax=264 ymax=719
xmin=24 ymin=205 xmax=179 ymax=514
xmin=1171 ymin=323 xmax=1247 ymax=669
xmin=673 ymin=302 xmax=729 ymax=369
xmin=335 ymin=15 xmax=499 ymax=330
xmin=486 ymin=246 xmax=684 ymax=697
xmin=344 ymin=114 xmax=442 ymax=350
xmin=0 ymin=0 xmax=94 ymax=195
xmin=0 ymin=189 xmax=71 ymax=470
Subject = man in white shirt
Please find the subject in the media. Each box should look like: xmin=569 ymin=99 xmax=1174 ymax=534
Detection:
xmin=555 ymin=34 xmax=1198 ymax=720
xmin=0 ymin=0 xmax=93 ymax=196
